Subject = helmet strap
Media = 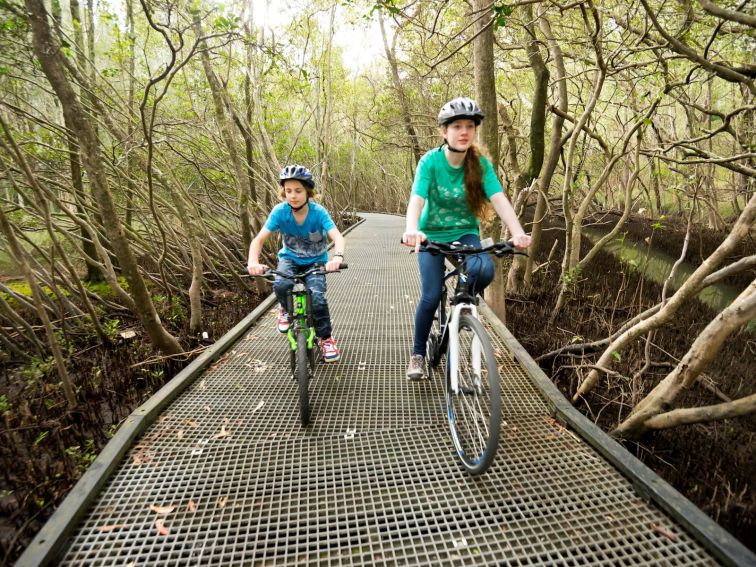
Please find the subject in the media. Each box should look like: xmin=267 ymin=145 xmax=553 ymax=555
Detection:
xmin=444 ymin=141 xmax=466 ymax=154
xmin=290 ymin=197 xmax=309 ymax=212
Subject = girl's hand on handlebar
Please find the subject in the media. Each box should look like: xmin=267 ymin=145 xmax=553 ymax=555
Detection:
xmin=402 ymin=231 xmax=427 ymax=253
xmin=325 ymin=258 xmax=343 ymax=272
xmin=511 ymin=233 xmax=531 ymax=250
xmin=247 ymin=263 xmax=267 ymax=276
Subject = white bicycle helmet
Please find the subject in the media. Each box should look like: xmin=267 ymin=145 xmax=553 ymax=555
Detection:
xmin=437 ymin=97 xmax=485 ymax=126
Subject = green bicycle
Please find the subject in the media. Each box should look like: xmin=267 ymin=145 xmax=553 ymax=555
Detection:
xmin=259 ymin=264 xmax=347 ymax=426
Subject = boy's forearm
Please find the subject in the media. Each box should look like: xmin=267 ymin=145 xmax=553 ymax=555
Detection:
xmin=331 ymin=233 xmax=346 ymax=254
xmin=248 ymin=237 xmax=263 ymax=264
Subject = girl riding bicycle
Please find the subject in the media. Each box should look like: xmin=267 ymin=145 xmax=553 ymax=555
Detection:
xmin=401 ymin=97 xmax=531 ymax=380
xmin=247 ymin=165 xmax=346 ymax=362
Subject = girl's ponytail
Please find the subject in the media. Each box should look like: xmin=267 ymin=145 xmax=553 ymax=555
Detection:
xmin=463 ymin=143 xmax=487 ymax=218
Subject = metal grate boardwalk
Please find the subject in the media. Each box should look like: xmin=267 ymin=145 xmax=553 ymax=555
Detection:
xmin=33 ymin=213 xmax=741 ymax=565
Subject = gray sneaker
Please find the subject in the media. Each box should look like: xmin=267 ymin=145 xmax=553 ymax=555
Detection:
xmin=406 ymin=354 xmax=426 ymax=381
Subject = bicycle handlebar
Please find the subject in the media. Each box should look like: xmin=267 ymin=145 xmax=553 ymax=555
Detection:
xmin=245 ymin=263 xmax=348 ymax=282
xmin=402 ymin=238 xmax=527 ymax=258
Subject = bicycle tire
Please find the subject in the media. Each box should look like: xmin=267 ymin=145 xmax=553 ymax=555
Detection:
xmin=445 ymin=314 xmax=501 ymax=475
xmin=296 ymin=332 xmax=310 ymax=426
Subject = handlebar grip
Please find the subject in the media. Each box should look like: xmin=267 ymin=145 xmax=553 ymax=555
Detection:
xmin=338 ymin=263 xmax=348 ymax=270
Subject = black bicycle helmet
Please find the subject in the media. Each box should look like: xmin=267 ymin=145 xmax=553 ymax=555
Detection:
xmin=437 ymin=97 xmax=485 ymax=126
xmin=279 ymin=164 xmax=315 ymax=188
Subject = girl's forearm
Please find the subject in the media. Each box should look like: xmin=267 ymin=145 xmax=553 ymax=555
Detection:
xmin=405 ymin=195 xmax=425 ymax=232
xmin=491 ymin=193 xmax=526 ymax=236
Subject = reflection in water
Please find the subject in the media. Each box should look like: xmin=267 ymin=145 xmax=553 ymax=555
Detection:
xmin=583 ymin=228 xmax=754 ymax=332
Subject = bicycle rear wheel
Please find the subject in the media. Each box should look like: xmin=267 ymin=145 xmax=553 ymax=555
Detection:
xmin=445 ymin=314 xmax=501 ymax=474
xmin=296 ymin=333 xmax=310 ymax=426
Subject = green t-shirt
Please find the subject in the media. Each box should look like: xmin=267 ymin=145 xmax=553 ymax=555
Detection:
xmin=411 ymin=146 xmax=503 ymax=242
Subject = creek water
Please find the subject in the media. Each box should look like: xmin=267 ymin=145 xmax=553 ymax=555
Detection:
xmin=583 ymin=227 xmax=754 ymax=332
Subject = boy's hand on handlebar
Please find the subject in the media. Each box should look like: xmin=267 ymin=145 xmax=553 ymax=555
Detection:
xmin=247 ymin=263 xmax=267 ymax=276
xmin=511 ymin=233 xmax=531 ymax=250
xmin=325 ymin=258 xmax=343 ymax=272
xmin=402 ymin=231 xmax=427 ymax=253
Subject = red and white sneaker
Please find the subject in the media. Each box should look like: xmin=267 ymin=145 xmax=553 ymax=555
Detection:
xmin=275 ymin=308 xmax=290 ymax=333
xmin=319 ymin=337 xmax=341 ymax=362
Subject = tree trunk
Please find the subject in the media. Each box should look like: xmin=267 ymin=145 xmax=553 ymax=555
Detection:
xmin=26 ymin=0 xmax=182 ymax=355
xmin=524 ymin=11 xmax=567 ymax=287
xmin=380 ymin=16 xmax=422 ymax=165
xmin=506 ymin=4 xmax=549 ymax=291
xmin=473 ymin=0 xmax=499 ymax=169
xmin=193 ymin=14 xmax=253 ymax=252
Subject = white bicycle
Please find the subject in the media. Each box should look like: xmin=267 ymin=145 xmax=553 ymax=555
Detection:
xmin=422 ymin=239 xmax=521 ymax=474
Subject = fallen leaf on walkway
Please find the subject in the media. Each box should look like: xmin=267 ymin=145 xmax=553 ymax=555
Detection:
xmin=214 ymin=425 xmax=231 ymax=439
xmin=543 ymin=415 xmax=567 ymax=434
xmin=203 ymin=405 xmax=212 ymax=412
xmin=217 ymin=496 xmax=227 ymax=508
xmin=150 ymin=504 xmax=175 ymax=514
xmin=97 ymin=524 xmax=128 ymax=533
xmin=650 ymin=523 xmax=677 ymax=542
xmin=155 ymin=518 xmax=169 ymax=536
xmin=199 ymin=380 xmax=206 ymax=390
xmin=188 ymin=500 xmax=197 ymax=513
xmin=185 ymin=418 xmax=199 ymax=428
xmin=252 ymin=401 xmax=265 ymax=413
xmin=176 ymin=430 xmax=184 ymax=439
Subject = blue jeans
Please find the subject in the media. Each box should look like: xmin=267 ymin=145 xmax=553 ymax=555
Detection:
xmin=273 ymin=258 xmax=332 ymax=339
xmin=413 ymin=233 xmax=495 ymax=356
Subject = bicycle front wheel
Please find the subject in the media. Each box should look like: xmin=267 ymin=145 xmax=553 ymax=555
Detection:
xmin=296 ymin=333 xmax=310 ymax=426
xmin=445 ymin=314 xmax=501 ymax=475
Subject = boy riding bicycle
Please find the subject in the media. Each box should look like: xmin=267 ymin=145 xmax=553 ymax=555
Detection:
xmin=247 ymin=165 xmax=346 ymax=362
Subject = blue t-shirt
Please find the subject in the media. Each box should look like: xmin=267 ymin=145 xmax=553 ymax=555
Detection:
xmin=264 ymin=201 xmax=336 ymax=266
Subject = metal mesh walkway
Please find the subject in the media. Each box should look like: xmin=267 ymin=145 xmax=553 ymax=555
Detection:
xmin=44 ymin=214 xmax=728 ymax=565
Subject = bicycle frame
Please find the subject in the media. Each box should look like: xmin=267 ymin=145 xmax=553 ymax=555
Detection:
xmin=286 ymin=283 xmax=316 ymax=357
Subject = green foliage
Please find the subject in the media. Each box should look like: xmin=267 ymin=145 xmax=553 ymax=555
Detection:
xmin=493 ymin=4 xmax=513 ymax=28
xmin=152 ymin=294 xmax=185 ymax=325
xmin=20 ymin=356 xmax=54 ymax=384
xmin=212 ymin=14 xmax=240 ymax=32
xmin=0 ymin=394 xmax=9 ymax=414
xmin=105 ymin=424 xmax=119 ymax=439
xmin=64 ymin=439 xmax=98 ymax=474
xmin=369 ymin=1 xmax=400 ymax=16
xmin=33 ymin=430 xmax=49 ymax=446
xmin=103 ymin=319 xmax=121 ymax=340
xmin=561 ymin=266 xmax=581 ymax=291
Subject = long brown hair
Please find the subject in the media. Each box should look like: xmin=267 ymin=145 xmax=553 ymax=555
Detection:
xmin=463 ymin=143 xmax=490 ymax=219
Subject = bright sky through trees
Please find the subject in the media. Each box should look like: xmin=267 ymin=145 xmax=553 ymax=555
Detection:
xmin=251 ymin=0 xmax=385 ymax=73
